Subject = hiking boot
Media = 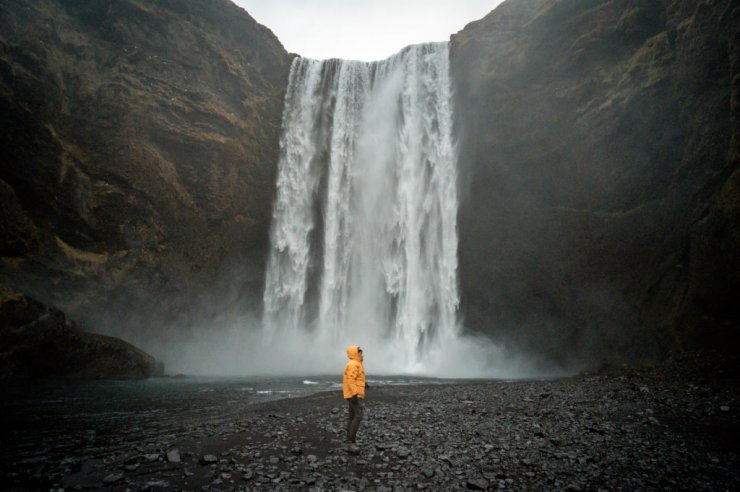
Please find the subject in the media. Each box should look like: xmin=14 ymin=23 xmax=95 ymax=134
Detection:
xmin=347 ymin=442 xmax=359 ymax=454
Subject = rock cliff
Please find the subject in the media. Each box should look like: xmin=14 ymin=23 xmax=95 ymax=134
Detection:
xmin=0 ymin=287 xmax=163 ymax=379
xmin=451 ymin=0 xmax=739 ymax=365
xmin=0 ymin=0 xmax=292 ymax=341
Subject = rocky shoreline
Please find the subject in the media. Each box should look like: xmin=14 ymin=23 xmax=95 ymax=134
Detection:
xmin=1 ymin=353 xmax=738 ymax=491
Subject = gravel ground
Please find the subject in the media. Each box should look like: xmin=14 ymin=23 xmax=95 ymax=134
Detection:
xmin=2 ymin=352 xmax=738 ymax=491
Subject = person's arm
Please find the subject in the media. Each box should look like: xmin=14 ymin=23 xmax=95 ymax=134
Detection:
xmin=348 ymin=363 xmax=361 ymax=397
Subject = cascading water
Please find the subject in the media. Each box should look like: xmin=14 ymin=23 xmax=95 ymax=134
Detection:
xmin=263 ymin=42 xmax=462 ymax=374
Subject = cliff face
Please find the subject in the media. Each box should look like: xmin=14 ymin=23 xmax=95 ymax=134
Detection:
xmin=451 ymin=0 xmax=739 ymax=364
xmin=0 ymin=287 xmax=164 ymax=379
xmin=0 ymin=0 xmax=292 ymax=337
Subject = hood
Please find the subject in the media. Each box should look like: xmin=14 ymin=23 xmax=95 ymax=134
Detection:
xmin=346 ymin=345 xmax=363 ymax=362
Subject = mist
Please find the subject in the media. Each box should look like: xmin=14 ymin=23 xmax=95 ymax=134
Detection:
xmin=140 ymin=307 xmax=549 ymax=379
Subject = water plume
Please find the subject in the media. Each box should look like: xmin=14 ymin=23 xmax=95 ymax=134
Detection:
xmin=261 ymin=42 xmax=499 ymax=376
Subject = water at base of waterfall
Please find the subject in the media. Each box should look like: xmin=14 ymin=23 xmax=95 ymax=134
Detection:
xmin=0 ymin=376 xmax=459 ymax=436
xmin=262 ymin=43 xmax=460 ymax=374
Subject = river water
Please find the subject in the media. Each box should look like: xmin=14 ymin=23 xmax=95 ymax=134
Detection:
xmin=0 ymin=376 xmax=442 ymax=462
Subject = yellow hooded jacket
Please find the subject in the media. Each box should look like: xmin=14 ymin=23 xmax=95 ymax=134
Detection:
xmin=343 ymin=345 xmax=366 ymax=399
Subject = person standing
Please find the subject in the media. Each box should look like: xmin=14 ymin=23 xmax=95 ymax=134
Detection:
xmin=343 ymin=345 xmax=366 ymax=453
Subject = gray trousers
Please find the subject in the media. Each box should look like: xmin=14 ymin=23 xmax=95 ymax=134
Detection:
xmin=346 ymin=397 xmax=363 ymax=443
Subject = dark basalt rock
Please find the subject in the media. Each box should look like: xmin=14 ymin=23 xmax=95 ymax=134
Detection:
xmin=450 ymin=0 xmax=740 ymax=366
xmin=0 ymin=0 xmax=293 ymax=338
xmin=0 ymin=288 xmax=163 ymax=379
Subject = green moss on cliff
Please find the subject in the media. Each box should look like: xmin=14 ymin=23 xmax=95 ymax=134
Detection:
xmin=0 ymin=0 xmax=292 ymax=336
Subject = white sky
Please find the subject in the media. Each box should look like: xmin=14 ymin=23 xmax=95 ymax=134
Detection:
xmin=232 ymin=0 xmax=505 ymax=61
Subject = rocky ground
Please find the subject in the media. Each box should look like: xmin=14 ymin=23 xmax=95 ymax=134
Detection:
xmin=1 ymin=352 xmax=738 ymax=491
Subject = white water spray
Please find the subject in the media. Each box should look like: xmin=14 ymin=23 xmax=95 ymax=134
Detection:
xmin=261 ymin=43 xmax=516 ymax=376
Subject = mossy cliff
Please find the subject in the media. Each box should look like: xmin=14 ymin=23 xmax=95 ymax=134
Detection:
xmin=0 ymin=0 xmax=292 ymax=340
xmin=451 ymin=0 xmax=739 ymax=364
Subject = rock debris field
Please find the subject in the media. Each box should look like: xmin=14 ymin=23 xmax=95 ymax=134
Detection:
xmin=1 ymin=353 xmax=738 ymax=491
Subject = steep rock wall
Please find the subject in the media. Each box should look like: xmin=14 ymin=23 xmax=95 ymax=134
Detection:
xmin=451 ymin=0 xmax=739 ymax=365
xmin=0 ymin=0 xmax=292 ymax=339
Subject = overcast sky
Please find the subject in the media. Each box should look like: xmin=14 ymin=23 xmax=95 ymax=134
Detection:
xmin=232 ymin=0 xmax=505 ymax=61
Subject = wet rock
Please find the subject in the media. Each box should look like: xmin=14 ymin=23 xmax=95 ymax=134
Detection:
xmin=102 ymin=473 xmax=124 ymax=485
xmin=200 ymin=454 xmax=218 ymax=465
xmin=466 ymin=478 xmax=489 ymax=490
xmin=145 ymin=479 xmax=169 ymax=488
xmin=396 ymin=446 xmax=410 ymax=459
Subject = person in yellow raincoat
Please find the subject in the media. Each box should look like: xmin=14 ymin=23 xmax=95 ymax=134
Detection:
xmin=343 ymin=345 xmax=366 ymax=453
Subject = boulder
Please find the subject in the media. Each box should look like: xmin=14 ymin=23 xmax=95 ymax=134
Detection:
xmin=0 ymin=287 xmax=164 ymax=379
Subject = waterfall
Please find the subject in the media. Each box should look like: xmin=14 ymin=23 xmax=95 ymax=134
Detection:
xmin=263 ymin=42 xmax=460 ymax=373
